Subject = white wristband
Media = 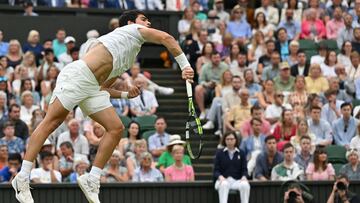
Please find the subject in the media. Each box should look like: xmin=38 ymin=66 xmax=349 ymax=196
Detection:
xmin=175 ymin=53 xmax=191 ymax=70
xmin=121 ymin=92 xmax=128 ymax=99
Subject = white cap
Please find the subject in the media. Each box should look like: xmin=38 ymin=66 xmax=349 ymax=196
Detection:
xmin=64 ymin=36 xmax=76 ymax=44
xmin=167 ymin=134 xmax=186 ymax=146
xmin=43 ymin=139 xmax=52 ymax=146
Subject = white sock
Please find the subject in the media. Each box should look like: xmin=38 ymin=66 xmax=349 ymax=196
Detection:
xmin=89 ymin=166 xmax=103 ymax=180
xmin=18 ymin=160 xmax=33 ymax=178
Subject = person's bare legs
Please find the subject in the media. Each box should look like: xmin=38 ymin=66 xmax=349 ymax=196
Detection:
xmin=24 ymin=98 xmax=70 ymax=162
xmin=89 ymin=107 xmax=124 ymax=168
xmin=195 ymin=84 xmax=206 ymax=114
xmin=12 ymin=98 xmax=69 ymax=203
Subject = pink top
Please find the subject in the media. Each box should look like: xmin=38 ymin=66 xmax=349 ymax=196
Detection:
xmin=164 ymin=165 xmax=194 ymax=182
xmin=240 ymin=118 xmax=271 ymax=137
xmin=306 ymin=163 xmax=335 ymax=181
xmin=326 ymin=19 xmax=344 ymax=39
xmin=300 ymin=19 xmax=326 ymax=39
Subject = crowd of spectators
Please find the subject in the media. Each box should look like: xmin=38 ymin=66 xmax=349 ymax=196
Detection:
xmin=0 ymin=0 xmax=360 ymax=202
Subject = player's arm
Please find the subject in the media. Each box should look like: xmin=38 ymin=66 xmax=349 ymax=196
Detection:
xmin=138 ymin=27 xmax=194 ymax=82
xmin=100 ymin=77 xmax=140 ymax=99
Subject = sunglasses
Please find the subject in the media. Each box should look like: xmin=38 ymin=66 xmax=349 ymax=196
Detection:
xmin=276 ymin=95 xmax=284 ymax=98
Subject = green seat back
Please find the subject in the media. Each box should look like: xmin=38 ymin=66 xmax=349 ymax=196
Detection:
xmin=134 ymin=115 xmax=157 ymax=132
xmin=142 ymin=130 xmax=156 ymax=142
xmin=326 ymin=145 xmax=347 ymax=164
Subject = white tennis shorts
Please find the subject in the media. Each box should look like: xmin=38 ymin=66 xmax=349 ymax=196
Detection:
xmin=50 ymin=60 xmax=112 ymax=116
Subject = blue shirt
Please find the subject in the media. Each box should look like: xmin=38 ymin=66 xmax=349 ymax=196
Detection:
xmin=321 ymin=100 xmax=344 ymax=125
xmin=0 ymin=137 xmax=24 ymax=154
xmin=254 ymin=151 xmax=283 ymax=179
xmin=261 ymin=65 xmax=279 ymax=81
xmin=332 ymin=117 xmax=358 ymax=146
xmin=280 ymin=42 xmax=289 ymax=61
xmin=0 ymin=166 xmax=20 ymax=182
xmin=148 ymin=132 xmax=170 ymax=151
xmin=226 ymin=20 xmax=252 ymax=39
xmin=308 ymin=119 xmax=333 ymax=145
xmin=278 ymin=20 xmax=301 ymax=40
xmin=0 ymin=42 xmax=9 ymax=56
xmin=240 ymin=134 xmax=266 ymax=160
xmin=110 ymin=98 xmax=130 ymax=117
xmin=132 ymin=167 xmax=163 ymax=182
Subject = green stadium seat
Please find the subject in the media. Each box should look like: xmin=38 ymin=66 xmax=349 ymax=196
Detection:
xmin=326 ymin=145 xmax=347 ymax=164
xmin=321 ymin=40 xmax=338 ymax=51
xmin=332 ymin=163 xmax=345 ymax=176
xmin=120 ymin=116 xmax=132 ymax=128
xmin=142 ymin=130 xmax=156 ymax=141
xmin=134 ymin=115 xmax=157 ymax=133
xmin=299 ymin=40 xmax=317 ymax=51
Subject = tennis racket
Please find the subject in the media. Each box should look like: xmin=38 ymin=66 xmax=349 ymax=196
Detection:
xmin=185 ymin=80 xmax=204 ymax=159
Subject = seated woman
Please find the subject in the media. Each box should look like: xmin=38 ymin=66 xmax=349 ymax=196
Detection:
xmin=16 ymin=78 xmax=40 ymax=106
xmin=305 ymin=63 xmax=329 ymax=94
xmin=290 ymin=118 xmax=316 ymax=153
xmin=339 ymin=148 xmax=360 ymax=180
xmin=20 ymin=90 xmax=40 ymax=126
xmin=118 ymin=121 xmax=141 ymax=160
xmin=157 ymin=134 xmax=191 ymax=174
xmin=164 ymin=145 xmax=194 ymax=182
xmin=132 ymin=152 xmax=163 ymax=182
xmin=257 ymin=79 xmax=275 ymax=109
xmin=306 ymin=147 xmax=335 ymax=181
xmin=101 ymin=150 xmax=129 ymax=183
xmin=320 ymin=50 xmax=338 ymax=78
xmin=273 ymin=109 xmax=297 ymax=151
xmin=126 ymin=139 xmax=148 ymax=179
xmin=300 ymin=8 xmax=326 ymax=41
xmin=69 ymin=156 xmax=90 ymax=183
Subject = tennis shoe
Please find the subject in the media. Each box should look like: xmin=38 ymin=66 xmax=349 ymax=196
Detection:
xmin=12 ymin=175 xmax=34 ymax=203
xmin=202 ymin=121 xmax=214 ymax=130
xmin=157 ymin=86 xmax=174 ymax=95
xmin=78 ymin=174 xmax=101 ymax=203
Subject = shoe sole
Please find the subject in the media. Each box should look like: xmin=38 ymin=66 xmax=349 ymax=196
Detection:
xmin=77 ymin=177 xmax=98 ymax=203
xmin=11 ymin=178 xmax=31 ymax=203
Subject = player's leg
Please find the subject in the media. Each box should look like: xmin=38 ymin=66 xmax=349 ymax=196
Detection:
xmin=77 ymin=94 xmax=123 ymax=203
xmin=12 ymin=98 xmax=69 ymax=203
xmin=195 ymin=84 xmax=206 ymax=118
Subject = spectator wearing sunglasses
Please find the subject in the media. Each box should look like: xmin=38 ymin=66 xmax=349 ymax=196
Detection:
xmin=339 ymin=148 xmax=360 ymax=181
xmin=333 ymin=103 xmax=358 ymax=149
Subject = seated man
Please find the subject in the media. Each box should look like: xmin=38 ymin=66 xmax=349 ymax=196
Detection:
xmin=56 ymin=119 xmax=89 ymax=156
xmin=240 ymin=118 xmax=266 ymax=176
xmin=0 ymin=121 xmax=24 ymax=156
xmin=240 ymin=105 xmax=271 ymax=137
xmin=294 ymin=135 xmax=314 ymax=172
xmin=30 ymin=151 xmax=62 ymax=183
xmin=254 ymin=135 xmax=283 ymax=181
xmin=214 ymin=131 xmax=250 ymax=203
xmin=273 ymin=62 xmax=295 ymax=92
xmin=307 ymin=106 xmax=333 ymax=146
xmin=321 ymin=89 xmax=344 ymax=125
xmin=0 ymin=153 xmax=22 ymax=183
xmin=148 ymin=117 xmax=170 ymax=160
xmin=129 ymin=77 xmax=158 ymax=117
xmin=132 ymin=152 xmax=163 ymax=182
xmin=195 ymin=51 xmax=229 ymax=119
xmin=224 ymin=89 xmax=252 ymax=132
xmin=271 ymin=143 xmax=304 ymax=181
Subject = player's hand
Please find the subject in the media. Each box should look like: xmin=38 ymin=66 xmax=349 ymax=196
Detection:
xmin=128 ymin=86 xmax=141 ymax=98
xmin=182 ymin=67 xmax=194 ymax=83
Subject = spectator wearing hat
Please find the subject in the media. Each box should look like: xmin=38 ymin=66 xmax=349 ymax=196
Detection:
xmin=30 ymin=151 xmax=61 ymax=183
xmin=58 ymin=36 xmax=76 ymax=66
xmin=35 ymin=138 xmax=59 ymax=170
xmin=23 ymin=1 xmax=38 ymax=16
xmin=273 ymin=61 xmax=295 ymax=92
xmin=339 ymin=148 xmax=360 ymax=180
xmin=0 ymin=121 xmax=24 ymax=156
xmin=157 ymin=134 xmax=191 ymax=173
xmin=264 ymin=90 xmax=292 ymax=126
xmin=164 ymin=145 xmax=194 ymax=182
xmin=132 ymin=152 xmax=163 ymax=182
xmin=69 ymin=156 xmax=89 ymax=183
xmin=101 ymin=150 xmax=128 ymax=183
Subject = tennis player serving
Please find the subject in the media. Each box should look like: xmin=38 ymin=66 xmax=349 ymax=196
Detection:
xmin=12 ymin=10 xmax=194 ymax=203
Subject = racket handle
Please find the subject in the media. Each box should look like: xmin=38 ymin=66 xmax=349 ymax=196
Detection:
xmin=186 ymin=80 xmax=192 ymax=97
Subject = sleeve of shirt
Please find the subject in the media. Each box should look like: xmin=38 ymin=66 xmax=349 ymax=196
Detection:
xmin=213 ymin=150 xmax=222 ymax=180
xmin=261 ymin=67 xmax=268 ymax=81
xmin=254 ymin=155 xmax=263 ymax=179
xmin=19 ymin=139 xmax=25 ymax=153
xmin=355 ymin=79 xmax=360 ymax=100
xmin=332 ymin=121 xmax=342 ymax=145
xmin=157 ymin=169 xmax=164 ymax=181
xmin=306 ymin=163 xmax=314 ymax=175
xmin=324 ymin=121 xmax=334 ymax=143
xmin=55 ymin=170 xmax=62 ymax=182
xmin=132 ymin=170 xmax=140 ymax=182
xmin=156 ymin=152 xmax=166 ymax=168
xmin=270 ymin=166 xmax=278 ymax=180
xmin=56 ymin=134 xmax=64 ymax=150
xmin=187 ymin=166 xmax=194 ymax=179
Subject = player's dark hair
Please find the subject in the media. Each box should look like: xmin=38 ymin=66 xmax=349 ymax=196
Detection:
xmin=119 ymin=10 xmax=146 ymax=27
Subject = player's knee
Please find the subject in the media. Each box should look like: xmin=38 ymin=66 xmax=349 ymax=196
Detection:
xmin=108 ymin=123 xmax=125 ymax=138
xmin=195 ymin=85 xmax=203 ymax=93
